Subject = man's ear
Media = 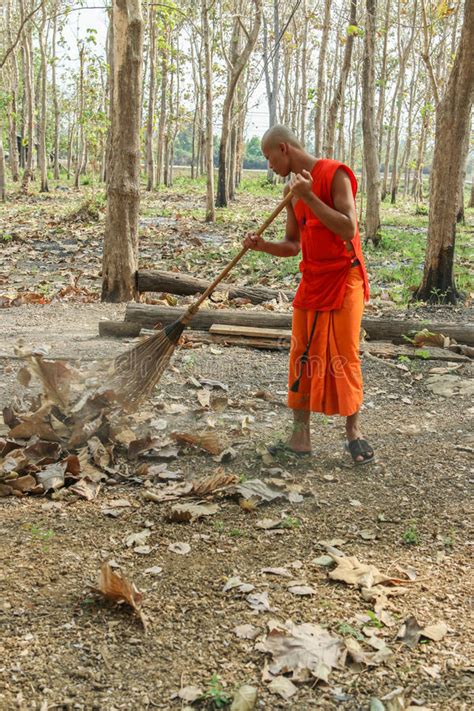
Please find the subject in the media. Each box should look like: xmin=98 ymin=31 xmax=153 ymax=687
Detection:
xmin=279 ymin=142 xmax=288 ymax=154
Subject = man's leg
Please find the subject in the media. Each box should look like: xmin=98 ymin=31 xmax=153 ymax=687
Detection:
xmin=287 ymin=408 xmax=312 ymax=452
xmin=346 ymin=409 xmax=374 ymax=463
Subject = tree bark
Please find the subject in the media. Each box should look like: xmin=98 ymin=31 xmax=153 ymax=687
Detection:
xmin=361 ymin=0 xmax=381 ymax=244
xmin=6 ymin=0 xmax=20 ymax=182
xmin=101 ymin=0 xmax=144 ymax=303
xmin=414 ymin=0 xmax=474 ymax=304
xmin=0 ymin=121 xmax=6 ymax=201
xmin=314 ymin=0 xmax=331 ymax=156
xmin=20 ymin=0 xmax=35 ymax=193
xmin=38 ymin=3 xmax=49 ymax=192
xmin=324 ymin=0 xmax=357 ymax=158
xmin=201 ymin=0 xmax=215 ymax=221
xmin=155 ymin=43 xmax=168 ymax=188
xmin=216 ymin=0 xmax=261 ymax=207
xmin=74 ymin=45 xmax=86 ymax=190
xmin=146 ymin=5 xmax=156 ymax=191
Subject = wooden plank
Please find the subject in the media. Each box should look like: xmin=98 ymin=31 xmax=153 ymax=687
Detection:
xmin=209 ymin=323 xmax=292 ymax=339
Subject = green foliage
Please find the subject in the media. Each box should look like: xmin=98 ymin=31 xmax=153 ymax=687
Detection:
xmin=199 ymin=674 xmax=232 ymax=708
xmin=0 ymin=233 xmax=13 ymax=243
xmin=244 ymin=136 xmax=266 ymax=169
xmin=365 ymin=610 xmax=383 ymax=629
xmin=338 ymin=622 xmax=365 ymax=640
xmin=279 ymin=516 xmax=301 ymax=529
xmin=402 ymin=525 xmax=420 ymax=545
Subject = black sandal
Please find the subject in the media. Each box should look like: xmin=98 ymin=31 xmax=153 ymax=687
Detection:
xmin=346 ymin=438 xmax=375 ymax=465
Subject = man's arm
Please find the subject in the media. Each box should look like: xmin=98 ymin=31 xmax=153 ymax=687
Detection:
xmin=291 ymin=168 xmax=356 ymax=251
xmin=243 ymin=184 xmax=301 ymax=257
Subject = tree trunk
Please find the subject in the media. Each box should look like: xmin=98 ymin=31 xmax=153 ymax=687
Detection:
xmin=146 ymin=5 xmax=156 ymax=191
xmin=20 ymin=1 xmax=34 ymax=193
xmin=201 ymin=0 xmax=215 ymax=222
xmin=74 ymin=45 xmax=85 ymax=190
xmin=6 ymin=0 xmax=20 ymax=182
xmin=101 ymin=0 xmax=144 ymax=303
xmin=38 ymin=4 xmax=49 ymax=192
xmin=216 ymin=0 xmax=261 ymax=207
xmin=361 ymin=0 xmax=381 ymax=244
xmin=155 ymin=43 xmax=168 ymax=188
xmin=414 ymin=0 xmax=473 ymax=304
xmin=376 ymin=0 xmax=392 ymax=154
xmin=455 ymin=125 xmax=470 ymax=223
xmin=263 ymin=0 xmax=280 ymax=182
xmin=0 ymin=121 xmax=6 ymax=201
xmin=469 ymin=171 xmax=474 ymax=209
xmin=51 ymin=5 xmax=60 ymax=181
xmin=324 ymin=0 xmax=357 ymax=158
xmin=314 ymin=0 xmax=331 ymax=156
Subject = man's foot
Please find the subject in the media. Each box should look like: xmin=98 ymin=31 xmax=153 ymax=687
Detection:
xmin=345 ymin=438 xmax=375 ymax=465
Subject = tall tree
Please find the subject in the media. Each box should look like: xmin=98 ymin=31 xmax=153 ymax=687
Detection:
xmin=146 ymin=4 xmax=156 ymax=191
xmin=216 ymin=0 xmax=261 ymax=207
xmin=414 ymin=0 xmax=473 ymax=303
xmin=361 ymin=0 xmax=381 ymax=244
xmin=37 ymin=2 xmax=49 ymax=192
xmin=201 ymin=0 xmax=215 ymax=222
xmin=314 ymin=0 xmax=330 ymax=156
xmin=324 ymin=0 xmax=357 ymax=158
xmin=102 ymin=0 xmax=144 ymax=302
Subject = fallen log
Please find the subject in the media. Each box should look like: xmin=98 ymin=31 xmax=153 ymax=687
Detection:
xmin=136 ymin=269 xmax=294 ymax=304
xmin=98 ymin=320 xmax=470 ymax=361
xmin=123 ymin=304 xmax=474 ymax=345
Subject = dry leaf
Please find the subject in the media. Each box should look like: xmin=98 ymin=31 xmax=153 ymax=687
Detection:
xmin=246 ymin=591 xmax=273 ymax=613
xmin=197 ymin=389 xmax=211 ymax=408
xmin=9 ymin=474 xmax=37 ymax=493
xmin=236 ymin=479 xmax=286 ymax=504
xmin=98 ymin=562 xmax=146 ymax=628
xmin=233 ymin=624 xmax=260 ymax=640
xmin=125 ymin=530 xmax=151 ymax=548
xmin=191 ymin=471 xmax=238 ymax=496
xmin=261 ymin=567 xmax=292 ymax=578
xmin=230 ymin=684 xmax=258 ymax=711
xmin=70 ymin=477 xmax=100 ymax=500
xmin=268 ymin=676 xmax=297 ymax=700
xmin=88 ymin=436 xmax=111 ymax=469
xmin=288 ymin=585 xmax=315 ymax=596
xmin=168 ymin=542 xmax=191 ymax=555
xmin=168 ymin=502 xmax=219 ymax=522
xmin=178 ymin=686 xmax=203 ymax=703
xmin=328 ymin=555 xmax=410 ymax=590
xmin=413 ymin=329 xmax=448 ymax=349
xmin=420 ymin=621 xmax=448 ymax=642
xmin=171 ymin=429 xmax=227 ymax=455
xmin=36 ymin=461 xmax=66 ymax=491
xmin=256 ymin=619 xmax=343 ymax=683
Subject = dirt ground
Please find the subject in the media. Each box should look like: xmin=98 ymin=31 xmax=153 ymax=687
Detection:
xmin=1 ymin=301 xmax=473 ymax=711
xmin=1 ymin=187 xmax=473 ymax=710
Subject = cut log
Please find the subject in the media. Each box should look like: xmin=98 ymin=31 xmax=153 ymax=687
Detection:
xmin=136 ymin=269 xmax=294 ymax=304
xmin=99 ymin=321 xmax=142 ymax=338
xmin=124 ymin=304 xmax=474 ymax=345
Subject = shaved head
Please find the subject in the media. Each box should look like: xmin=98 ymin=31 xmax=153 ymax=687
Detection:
xmin=261 ymin=124 xmax=302 ymax=151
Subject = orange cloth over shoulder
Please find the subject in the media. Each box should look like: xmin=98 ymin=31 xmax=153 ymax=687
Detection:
xmin=293 ymin=159 xmax=369 ymax=311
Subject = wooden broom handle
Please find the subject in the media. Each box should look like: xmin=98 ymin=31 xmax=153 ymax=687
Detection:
xmin=186 ymin=190 xmax=294 ymax=315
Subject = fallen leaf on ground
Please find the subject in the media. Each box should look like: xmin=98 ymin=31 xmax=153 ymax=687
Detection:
xmin=246 ymin=591 xmax=273 ymax=613
xmin=235 ymin=479 xmax=287 ymax=505
xmin=230 ymin=684 xmax=258 ymax=710
xmin=260 ymin=567 xmax=292 ymax=578
xmin=420 ymin=621 xmax=448 ymax=642
xmin=328 ymin=555 xmax=410 ymax=590
xmin=125 ymin=529 xmax=151 ymax=548
xmin=223 ymin=577 xmax=255 ymax=594
xmin=98 ymin=562 xmax=146 ymax=629
xmin=70 ymin=477 xmax=100 ymax=500
xmin=36 ymin=461 xmax=67 ymax=492
xmin=144 ymin=566 xmax=163 ymax=575
xmin=178 ymin=686 xmax=203 ymax=703
xmin=287 ymin=585 xmax=315 ymax=596
xmin=397 ymin=616 xmax=422 ymax=648
xmin=168 ymin=542 xmax=191 ymax=555
xmin=168 ymin=502 xmax=219 ymax=522
xmin=256 ymin=619 xmax=343 ymax=683
xmin=268 ymin=675 xmax=297 ymax=700
xmin=171 ymin=429 xmax=227 ymax=455
xmin=233 ymin=624 xmax=260 ymax=640
xmin=191 ymin=471 xmax=238 ymax=496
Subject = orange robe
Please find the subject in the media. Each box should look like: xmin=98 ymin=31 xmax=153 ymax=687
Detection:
xmin=287 ymin=159 xmax=369 ymax=417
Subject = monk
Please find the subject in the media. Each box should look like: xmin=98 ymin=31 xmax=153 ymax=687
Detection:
xmin=244 ymin=125 xmax=374 ymax=464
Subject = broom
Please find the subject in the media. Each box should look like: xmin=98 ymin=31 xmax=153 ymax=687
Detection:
xmin=111 ymin=190 xmax=294 ymax=409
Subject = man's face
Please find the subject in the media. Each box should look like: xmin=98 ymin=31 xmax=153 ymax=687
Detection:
xmin=262 ymin=141 xmax=291 ymax=177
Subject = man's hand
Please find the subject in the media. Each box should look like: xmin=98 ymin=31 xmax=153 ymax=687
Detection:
xmin=289 ymin=169 xmax=313 ymax=201
xmin=243 ymin=232 xmax=266 ymax=251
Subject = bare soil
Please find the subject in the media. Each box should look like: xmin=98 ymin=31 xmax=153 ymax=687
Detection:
xmin=0 ymin=188 xmax=473 ymax=710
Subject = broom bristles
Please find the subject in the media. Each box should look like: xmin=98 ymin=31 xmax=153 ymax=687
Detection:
xmin=111 ymin=319 xmax=186 ymax=410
